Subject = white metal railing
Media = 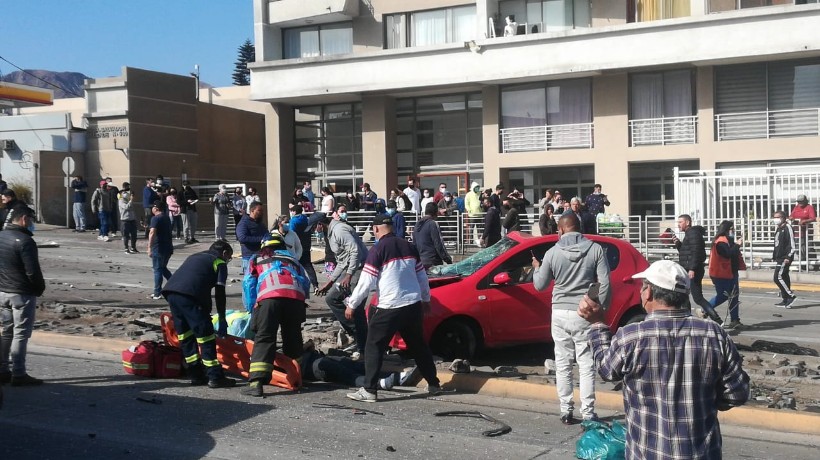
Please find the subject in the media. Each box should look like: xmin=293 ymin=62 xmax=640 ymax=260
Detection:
xmin=715 ymin=108 xmax=820 ymax=141
xmin=500 ymin=122 xmax=593 ymax=153
xmin=629 ymin=116 xmax=697 ymax=146
xmin=303 ymin=210 xmax=819 ymax=272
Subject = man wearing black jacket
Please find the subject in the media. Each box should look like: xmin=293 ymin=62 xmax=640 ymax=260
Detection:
xmin=772 ymin=211 xmax=797 ymax=308
xmin=0 ymin=205 xmax=46 ymax=386
xmin=481 ymin=197 xmax=501 ymax=247
xmin=672 ymin=214 xmax=722 ymax=323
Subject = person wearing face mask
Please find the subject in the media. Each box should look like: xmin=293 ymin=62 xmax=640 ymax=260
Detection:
xmin=437 ymin=192 xmax=457 ymax=216
xmin=91 ymin=180 xmax=113 ymax=242
xmin=344 ymin=190 xmax=360 ymax=211
xmin=237 ymin=202 xmax=267 ymax=276
xmin=316 ymin=204 xmax=369 ymax=358
xmin=231 ymin=187 xmax=245 ymax=228
xmin=0 ymin=205 xmax=46 ymax=387
xmin=414 ymin=202 xmax=452 ymax=269
xmin=343 ymin=214 xmax=442 ymax=403
xmin=105 ymin=177 xmax=120 ymax=237
xmin=288 ymin=205 xmax=320 ymax=294
xmin=360 ymin=183 xmax=377 ymax=212
xmin=420 ymin=189 xmax=434 ymax=212
xmin=212 ymin=185 xmax=231 ymax=242
xmin=403 ymin=177 xmax=421 ymax=215
xmin=433 ymin=183 xmax=448 ymax=204
xmin=320 ymin=187 xmax=335 ymax=214
xmin=707 ymin=220 xmax=746 ymax=330
xmin=302 ymin=181 xmax=315 ymax=208
xmin=245 ymin=187 xmax=261 ymax=214
xmin=274 ymin=214 xmax=302 ymax=261
xmin=532 ymin=213 xmax=610 ymax=425
xmin=118 ymin=190 xmax=139 ymax=254
xmin=772 ymin=211 xmax=797 ymax=309
xmin=385 ymin=200 xmax=406 ymax=239
xmin=671 ymin=214 xmax=721 ymax=324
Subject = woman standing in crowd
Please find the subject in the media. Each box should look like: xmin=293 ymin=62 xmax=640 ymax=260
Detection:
xmin=420 ymin=188 xmax=434 ymax=212
xmin=320 ymin=187 xmax=335 ymax=213
xmin=344 ymin=190 xmax=360 ymax=211
xmin=538 ymin=204 xmax=558 ymax=236
xmin=708 ymin=220 xmax=746 ymax=330
xmin=166 ymin=187 xmax=183 ymax=239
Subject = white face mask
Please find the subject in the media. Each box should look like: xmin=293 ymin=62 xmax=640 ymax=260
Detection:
xmin=773 ymin=218 xmax=783 ymax=225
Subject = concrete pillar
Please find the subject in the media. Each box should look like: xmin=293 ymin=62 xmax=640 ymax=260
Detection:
xmin=361 ymin=95 xmax=397 ymax=198
xmin=697 ymin=66 xmax=717 ymax=171
xmin=481 ymin=85 xmax=502 ymax=189
xmin=593 ymin=74 xmax=630 ymax=216
xmin=265 ymin=103 xmax=294 ymax=221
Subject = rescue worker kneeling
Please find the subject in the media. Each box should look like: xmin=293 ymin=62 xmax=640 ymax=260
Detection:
xmin=242 ymin=232 xmax=310 ymax=397
xmin=162 ymin=240 xmax=236 ymax=388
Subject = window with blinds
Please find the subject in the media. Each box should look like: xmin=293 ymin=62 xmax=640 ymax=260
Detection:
xmin=714 ymin=59 xmax=820 ymax=140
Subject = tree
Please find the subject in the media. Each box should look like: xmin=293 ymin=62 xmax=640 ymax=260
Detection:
xmin=232 ymin=39 xmax=255 ymax=86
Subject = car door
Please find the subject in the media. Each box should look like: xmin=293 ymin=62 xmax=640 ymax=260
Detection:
xmin=480 ymin=242 xmax=554 ymax=345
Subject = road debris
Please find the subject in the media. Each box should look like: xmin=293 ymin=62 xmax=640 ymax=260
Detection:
xmin=312 ymin=403 xmax=384 ymax=416
xmin=435 ymin=410 xmax=512 ymax=437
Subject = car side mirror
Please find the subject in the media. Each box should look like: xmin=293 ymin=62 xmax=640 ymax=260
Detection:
xmin=493 ymin=272 xmax=512 ymax=285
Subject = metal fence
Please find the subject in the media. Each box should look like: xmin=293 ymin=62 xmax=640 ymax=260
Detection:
xmin=306 ymin=210 xmax=818 ymax=273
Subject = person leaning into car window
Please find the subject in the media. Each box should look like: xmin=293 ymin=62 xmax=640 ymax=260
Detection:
xmin=531 ymin=213 xmax=610 ymax=425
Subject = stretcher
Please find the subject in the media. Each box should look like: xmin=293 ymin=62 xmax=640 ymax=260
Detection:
xmin=160 ymin=312 xmax=302 ymax=390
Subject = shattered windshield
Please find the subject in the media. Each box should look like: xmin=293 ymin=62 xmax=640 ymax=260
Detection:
xmin=430 ymin=237 xmax=519 ymax=277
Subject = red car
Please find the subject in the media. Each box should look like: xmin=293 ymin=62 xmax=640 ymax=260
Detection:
xmin=378 ymin=232 xmax=649 ymax=359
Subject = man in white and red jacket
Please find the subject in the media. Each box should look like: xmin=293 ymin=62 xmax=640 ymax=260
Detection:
xmin=343 ymin=214 xmax=441 ymax=403
xmin=242 ymin=232 xmax=310 ymax=397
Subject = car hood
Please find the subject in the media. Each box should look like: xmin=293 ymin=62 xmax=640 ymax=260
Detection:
xmin=428 ymin=275 xmax=462 ymax=289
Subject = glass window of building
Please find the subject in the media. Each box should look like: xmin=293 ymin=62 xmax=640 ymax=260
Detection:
xmin=629 ymin=161 xmax=698 ymax=217
xmin=709 ymin=0 xmax=816 ymax=13
xmin=284 ymin=23 xmax=352 ymax=59
xmin=395 ymin=93 xmax=483 ymax=184
xmin=627 ymin=0 xmax=690 ymax=21
xmin=715 ymin=59 xmax=820 ymax=140
xmin=500 ymin=78 xmax=592 ymax=152
xmin=294 ymin=103 xmax=362 ymax=193
xmin=629 ymin=69 xmax=696 ymax=145
xmin=385 ymin=5 xmax=476 ymax=49
xmin=510 ymin=0 xmax=591 ymax=33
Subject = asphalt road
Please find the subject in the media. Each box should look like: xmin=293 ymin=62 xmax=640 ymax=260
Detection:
xmin=1 ymin=346 xmax=818 ymax=460
xmin=33 ymin=227 xmax=820 ymax=351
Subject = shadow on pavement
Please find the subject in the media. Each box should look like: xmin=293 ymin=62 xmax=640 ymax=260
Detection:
xmin=0 ymin=371 xmax=272 ymax=459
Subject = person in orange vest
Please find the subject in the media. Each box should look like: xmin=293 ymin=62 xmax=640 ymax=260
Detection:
xmin=242 ymin=232 xmax=310 ymax=397
xmin=707 ymin=220 xmax=746 ymax=330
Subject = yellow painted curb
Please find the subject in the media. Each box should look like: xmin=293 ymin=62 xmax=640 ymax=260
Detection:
xmin=433 ymin=371 xmax=820 ymax=436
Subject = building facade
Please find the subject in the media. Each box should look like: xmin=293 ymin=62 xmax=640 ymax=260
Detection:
xmin=250 ymin=0 xmax=820 ymax=217
xmin=1 ymin=67 xmax=267 ymax=225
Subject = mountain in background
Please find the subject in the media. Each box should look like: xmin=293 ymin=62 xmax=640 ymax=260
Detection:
xmin=1 ymin=69 xmax=212 ymax=99
xmin=1 ymin=70 xmax=88 ymax=99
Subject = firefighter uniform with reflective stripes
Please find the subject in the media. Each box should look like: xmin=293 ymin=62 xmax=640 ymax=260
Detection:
xmin=247 ymin=250 xmax=309 ymax=385
xmin=162 ymin=249 xmax=230 ymax=383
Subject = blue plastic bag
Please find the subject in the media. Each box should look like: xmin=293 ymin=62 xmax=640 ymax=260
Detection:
xmin=575 ymin=420 xmax=626 ymax=460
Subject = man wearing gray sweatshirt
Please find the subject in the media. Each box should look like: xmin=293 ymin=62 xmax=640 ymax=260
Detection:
xmin=532 ymin=213 xmax=610 ymax=425
xmin=316 ymin=204 xmax=369 ymax=356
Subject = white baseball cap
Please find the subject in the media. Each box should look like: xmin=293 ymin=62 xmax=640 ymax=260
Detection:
xmin=632 ymin=260 xmax=690 ymax=294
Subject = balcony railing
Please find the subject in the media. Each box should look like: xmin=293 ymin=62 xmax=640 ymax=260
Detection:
xmin=500 ymin=123 xmax=593 ymax=153
xmin=629 ymin=116 xmax=698 ymax=146
xmin=715 ymin=108 xmax=820 ymax=141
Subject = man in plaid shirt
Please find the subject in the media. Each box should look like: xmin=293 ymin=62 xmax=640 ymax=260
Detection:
xmin=579 ymin=260 xmax=750 ymax=459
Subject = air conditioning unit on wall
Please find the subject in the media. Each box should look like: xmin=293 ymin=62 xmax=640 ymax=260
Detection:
xmin=1 ymin=139 xmax=16 ymax=150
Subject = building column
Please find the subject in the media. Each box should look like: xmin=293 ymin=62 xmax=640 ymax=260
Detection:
xmin=361 ymin=96 xmax=397 ymax=198
xmin=265 ymin=102 xmax=294 ymax=220
xmin=481 ymin=85 xmax=503 ymax=189
xmin=697 ymin=66 xmax=717 ymax=172
xmin=593 ymin=74 xmax=630 ymax=216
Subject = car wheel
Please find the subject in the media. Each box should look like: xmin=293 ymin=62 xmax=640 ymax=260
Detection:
xmin=431 ymin=319 xmax=479 ymax=361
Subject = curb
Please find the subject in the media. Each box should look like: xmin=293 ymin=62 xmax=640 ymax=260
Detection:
xmin=33 ymin=331 xmax=820 ymax=436
xmin=434 ymin=370 xmax=820 ymax=436
xmin=737 ymin=279 xmax=820 ymax=293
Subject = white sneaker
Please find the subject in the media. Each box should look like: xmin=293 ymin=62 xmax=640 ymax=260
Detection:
xmin=350 ymin=351 xmax=362 ymax=361
xmin=103 ymin=236 xmax=110 ymax=242
xmin=398 ymin=366 xmax=419 ymax=386
xmin=97 ymin=236 xmax=104 ymax=240
xmin=147 ymin=294 xmax=163 ymax=300
xmin=346 ymin=387 xmax=377 ymax=403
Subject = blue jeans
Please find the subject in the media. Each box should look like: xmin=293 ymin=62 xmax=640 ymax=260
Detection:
xmin=73 ymin=202 xmax=86 ymax=230
xmin=98 ymin=211 xmax=110 ymax=236
xmin=242 ymin=255 xmax=253 ymax=275
xmin=710 ymin=275 xmax=740 ymax=322
xmin=152 ymin=253 xmax=173 ymax=296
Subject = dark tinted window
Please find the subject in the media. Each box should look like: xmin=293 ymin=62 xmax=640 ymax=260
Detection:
xmin=598 ymin=242 xmax=620 ymax=271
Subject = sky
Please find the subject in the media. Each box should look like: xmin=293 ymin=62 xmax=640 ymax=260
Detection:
xmin=1 ymin=0 xmax=254 ymax=88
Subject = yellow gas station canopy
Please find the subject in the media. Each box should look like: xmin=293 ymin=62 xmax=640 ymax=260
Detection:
xmin=0 ymin=81 xmax=54 ymax=107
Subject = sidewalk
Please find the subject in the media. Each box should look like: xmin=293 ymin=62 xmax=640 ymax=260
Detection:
xmin=32 ymin=330 xmax=820 ymax=436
